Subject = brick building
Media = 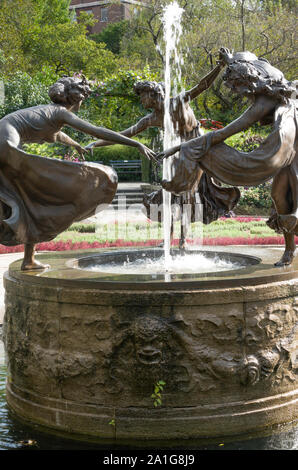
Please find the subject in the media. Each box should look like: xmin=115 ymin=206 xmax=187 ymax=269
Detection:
xmin=69 ymin=1 xmax=145 ymax=34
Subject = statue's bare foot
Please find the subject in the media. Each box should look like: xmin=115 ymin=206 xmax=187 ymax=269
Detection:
xmin=179 ymin=240 xmax=186 ymax=253
xmin=21 ymin=260 xmax=50 ymax=271
xmin=274 ymin=250 xmax=295 ymax=267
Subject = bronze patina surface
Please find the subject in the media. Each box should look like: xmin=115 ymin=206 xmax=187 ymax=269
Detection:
xmin=87 ymin=49 xmax=240 ymax=248
xmin=0 ymin=76 xmax=155 ymax=271
xmin=160 ymin=50 xmax=298 ymax=267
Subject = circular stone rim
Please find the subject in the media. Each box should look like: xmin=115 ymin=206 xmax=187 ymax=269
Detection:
xmin=7 ymin=246 xmax=298 ymax=291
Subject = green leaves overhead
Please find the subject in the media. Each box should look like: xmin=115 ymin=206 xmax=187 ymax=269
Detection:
xmin=0 ymin=0 xmax=117 ymax=78
xmin=0 ymin=0 xmax=296 ymax=135
xmin=83 ymin=66 xmax=159 ymax=132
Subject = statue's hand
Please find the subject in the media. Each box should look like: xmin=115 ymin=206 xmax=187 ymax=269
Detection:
xmin=137 ymin=142 xmax=158 ymax=162
xmin=85 ymin=142 xmax=96 ymax=150
xmin=157 ymin=145 xmax=181 ymax=161
xmin=218 ymin=47 xmax=232 ymax=65
xmin=75 ymin=144 xmax=88 ymax=160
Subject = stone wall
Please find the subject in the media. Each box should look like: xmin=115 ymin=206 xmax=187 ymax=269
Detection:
xmin=3 ymin=248 xmax=298 ymax=441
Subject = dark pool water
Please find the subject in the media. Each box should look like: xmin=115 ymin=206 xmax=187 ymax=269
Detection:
xmin=0 ymin=336 xmax=297 ymax=452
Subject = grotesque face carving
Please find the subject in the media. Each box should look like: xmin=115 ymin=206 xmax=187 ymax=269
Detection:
xmin=132 ymin=316 xmax=168 ymax=365
xmin=105 ymin=314 xmax=189 ymax=395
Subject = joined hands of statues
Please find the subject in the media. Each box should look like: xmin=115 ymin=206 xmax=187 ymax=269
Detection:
xmin=138 ymin=142 xmax=158 ymax=162
xmin=157 ymin=145 xmax=181 ymax=162
xmin=75 ymin=144 xmax=90 ymax=160
xmin=85 ymin=141 xmax=158 ymax=163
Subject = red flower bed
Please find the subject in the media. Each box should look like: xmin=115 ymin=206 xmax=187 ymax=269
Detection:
xmin=1 ymin=235 xmax=297 ymax=254
xmin=199 ymin=119 xmax=224 ymax=130
xmin=219 ymin=216 xmax=263 ymax=222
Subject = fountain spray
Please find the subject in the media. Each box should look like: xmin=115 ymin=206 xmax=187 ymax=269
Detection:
xmin=161 ymin=1 xmax=184 ymax=271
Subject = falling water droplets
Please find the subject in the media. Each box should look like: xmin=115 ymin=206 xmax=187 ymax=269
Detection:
xmin=161 ymin=1 xmax=185 ymax=269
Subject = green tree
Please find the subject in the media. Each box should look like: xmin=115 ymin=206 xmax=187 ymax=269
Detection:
xmin=119 ymin=0 xmax=297 ymax=123
xmin=27 ymin=18 xmax=116 ymax=77
xmin=90 ymin=20 xmax=129 ymax=54
xmin=84 ymin=66 xmax=159 ymax=132
xmin=0 ymin=71 xmax=50 ymax=119
xmin=32 ymin=0 xmax=72 ymax=24
xmin=0 ymin=0 xmax=34 ymax=74
xmin=0 ymin=1 xmax=117 ymax=78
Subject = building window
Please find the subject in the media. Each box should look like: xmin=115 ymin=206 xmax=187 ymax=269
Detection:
xmin=101 ymin=7 xmax=108 ymax=22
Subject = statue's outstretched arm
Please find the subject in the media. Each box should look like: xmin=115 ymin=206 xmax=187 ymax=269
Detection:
xmin=55 ymin=131 xmax=87 ymax=158
xmin=159 ymin=95 xmax=276 ymax=161
xmin=185 ymin=64 xmax=223 ymax=101
xmin=208 ymin=95 xmax=276 ymax=146
xmin=59 ymin=108 xmax=157 ymax=161
xmin=85 ymin=113 xmax=159 ymax=149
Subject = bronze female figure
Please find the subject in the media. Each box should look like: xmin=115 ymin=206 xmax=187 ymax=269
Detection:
xmin=0 ymin=76 xmax=156 ymax=270
xmin=159 ymin=50 xmax=297 ymax=266
xmin=86 ymin=55 xmax=240 ymax=248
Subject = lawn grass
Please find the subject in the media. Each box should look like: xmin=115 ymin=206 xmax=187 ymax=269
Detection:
xmin=57 ymin=217 xmax=276 ymax=244
xmin=1 ymin=217 xmax=295 ymax=254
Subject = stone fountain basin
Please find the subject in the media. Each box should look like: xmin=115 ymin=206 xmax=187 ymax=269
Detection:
xmin=72 ymin=247 xmax=260 ymax=279
xmin=3 ymin=246 xmax=298 ymax=443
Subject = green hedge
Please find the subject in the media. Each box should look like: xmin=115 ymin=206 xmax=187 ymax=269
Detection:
xmin=86 ymin=137 xmax=151 ymax=182
xmin=222 ymin=130 xmax=273 ymax=215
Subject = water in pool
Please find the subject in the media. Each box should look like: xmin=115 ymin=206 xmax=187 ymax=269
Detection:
xmin=83 ymin=252 xmax=244 ymax=275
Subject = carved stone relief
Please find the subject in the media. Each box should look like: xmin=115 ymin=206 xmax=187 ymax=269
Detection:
xmin=104 ymin=299 xmax=297 ymax=397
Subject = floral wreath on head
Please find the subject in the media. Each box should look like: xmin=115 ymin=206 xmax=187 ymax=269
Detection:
xmin=133 ymin=80 xmax=165 ymax=100
xmin=48 ymin=75 xmax=92 ymax=106
xmin=222 ymin=55 xmax=296 ymax=104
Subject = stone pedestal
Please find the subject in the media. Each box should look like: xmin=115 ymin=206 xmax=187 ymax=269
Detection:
xmin=3 ymin=247 xmax=298 ymax=442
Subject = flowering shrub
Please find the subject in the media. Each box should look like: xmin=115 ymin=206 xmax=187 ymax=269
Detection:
xmin=63 ymin=152 xmax=84 ymax=162
xmin=238 ymin=135 xmax=265 ymax=152
xmin=199 ymin=119 xmax=224 ymax=130
xmin=0 ymin=71 xmax=50 ymax=119
xmin=1 ymin=235 xmax=297 ymax=254
xmin=238 ymin=183 xmax=272 ymax=210
xmin=219 ymin=216 xmax=262 ymax=222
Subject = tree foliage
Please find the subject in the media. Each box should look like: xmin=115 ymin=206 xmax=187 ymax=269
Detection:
xmin=82 ymin=66 xmax=159 ymax=133
xmin=0 ymin=0 xmax=296 ymax=140
xmin=26 ymin=18 xmax=116 ymax=77
xmin=119 ymin=0 xmax=297 ymax=122
xmin=0 ymin=1 xmax=117 ymax=78
xmin=32 ymin=0 xmax=72 ymax=25
xmin=90 ymin=20 xmax=129 ymax=54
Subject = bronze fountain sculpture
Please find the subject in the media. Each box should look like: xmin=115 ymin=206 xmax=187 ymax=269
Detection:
xmin=2 ymin=50 xmax=298 ymax=443
xmin=160 ymin=49 xmax=297 ymax=267
xmin=0 ymin=75 xmax=155 ymax=271
xmin=86 ymin=51 xmax=240 ymax=249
